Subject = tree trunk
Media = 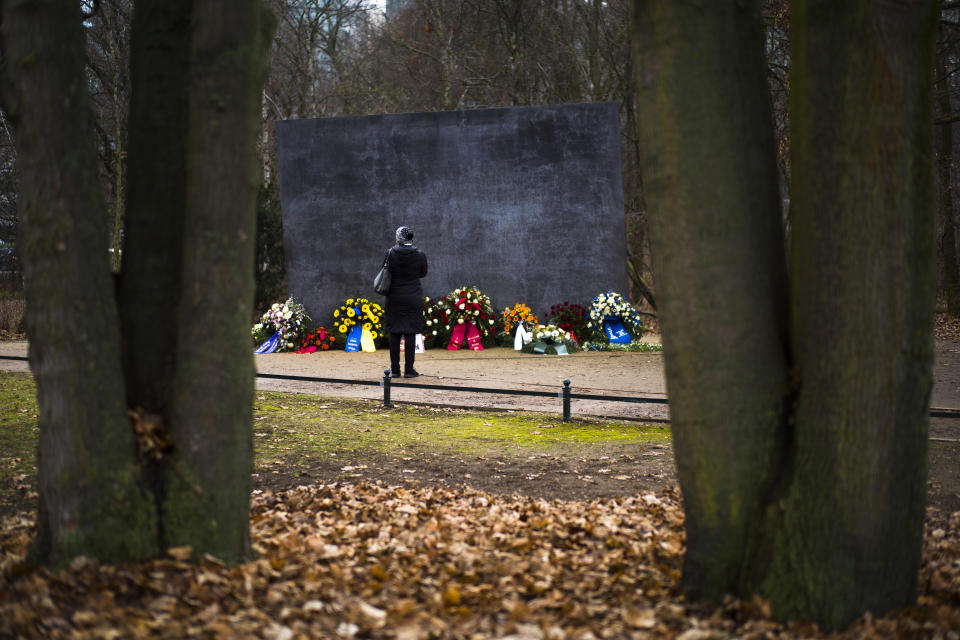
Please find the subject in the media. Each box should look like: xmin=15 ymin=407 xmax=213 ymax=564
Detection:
xmin=1 ymin=0 xmax=275 ymax=566
xmin=0 ymin=0 xmax=157 ymax=566
xmin=761 ymin=0 xmax=936 ymax=628
xmin=937 ymin=23 xmax=959 ymax=315
xmin=633 ymin=0 xmax=937 ymax=630
xmin=106 ymin=5 xmax=127 ymax=275
xmin=116 ymin=0 xmax=193 ymax=554
xmin=118 ymin=0 xmax=192 ymax=415
xmin=164 ymin=0 xmax=275 ymax=563
xmin=632 ymin=0 xmax=791 ymax=601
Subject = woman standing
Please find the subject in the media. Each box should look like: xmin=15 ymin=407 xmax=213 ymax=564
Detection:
xmin=383 ymin=226 xmax=428 ymax=377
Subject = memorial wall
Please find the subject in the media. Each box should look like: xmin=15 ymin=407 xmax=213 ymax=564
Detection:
xmin=276 ymin=102 xmax=628 ymax=326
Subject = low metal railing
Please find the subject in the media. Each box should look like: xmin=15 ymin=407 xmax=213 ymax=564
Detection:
xmin=376 ymin=369 xmax=668 ymax=421
xmin=4 ymin=354 xmax=959 ymax=423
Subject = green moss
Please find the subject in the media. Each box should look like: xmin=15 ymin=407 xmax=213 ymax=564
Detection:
xmin=163 ymin=463 xmax=220 ymax=559
xmin=26 ymin=466 xmax=159 ymax=568
xmin=252 ymin=391 xmax=671 ymax=467
xmin=163 ymin=459 xmax=251 ymax=565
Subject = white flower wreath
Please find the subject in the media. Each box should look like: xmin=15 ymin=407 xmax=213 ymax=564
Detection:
xmin=585 ymin=290 xmax=643 ymax=342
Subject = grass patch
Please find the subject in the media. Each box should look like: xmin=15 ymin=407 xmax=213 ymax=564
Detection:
xmin=251 ymin=390 xmax=670 ymax=467
xmin=0 ymin=372 xmax=670 ymax=512
xmin=0 ymin=371 xmax=38 ymax=513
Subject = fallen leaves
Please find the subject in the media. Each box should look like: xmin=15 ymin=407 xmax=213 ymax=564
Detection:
xmin=0 ymin=483 xmax=957 ymax=639
xmin=127 ymin=408 xmax=173 ymax=462
xmin=935 ymin=313 xmax=960 ymax=341
xmin=166 ymin=546 xmax=193 ymax=562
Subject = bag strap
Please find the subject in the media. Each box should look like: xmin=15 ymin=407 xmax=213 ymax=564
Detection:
xmin=382 ymin=248 xmax=392 ymax=268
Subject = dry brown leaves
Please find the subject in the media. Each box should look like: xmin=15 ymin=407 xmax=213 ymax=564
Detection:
xmin=0 ymin=483 xmax=958 ymax=639
xmin=935 ymin=313 xmax=960 ymax=342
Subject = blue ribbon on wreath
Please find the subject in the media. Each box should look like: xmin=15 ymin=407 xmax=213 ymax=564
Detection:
xmin=603 ymin=316 xmax=632 ymax=344
xmin=344 ymin=323 xmax=362 ymax=352
xmin=254 ymin=331 xmax=281 ymax=354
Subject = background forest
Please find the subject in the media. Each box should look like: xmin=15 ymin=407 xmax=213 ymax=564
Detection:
xmin=0 ymin=0 xmax=954 ymax=319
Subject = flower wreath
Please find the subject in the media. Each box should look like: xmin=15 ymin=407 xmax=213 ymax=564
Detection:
xmin=333 ymin=297 xmax=384 ymax=342
xmin=422 ymin=296 xmax=450 ymax=349
xmin=532 ymin=323 xmax=573 ymax=343
xmin=544 ymin=301 xmax=588 ymax=343
xmin=520 ymin=323 xmax=580 ymax=355
xmin=424 ymin=286 xmax=497 ymax=349
xmin=501 ymin=302 xmax=538 ymax=335
xmin=586 ymin=291 xmax=643 ymax=342
xmin=251 ymin=297 xmax=310 ymax=352
xmin=295 ymin=326 xmax=338 ymax=353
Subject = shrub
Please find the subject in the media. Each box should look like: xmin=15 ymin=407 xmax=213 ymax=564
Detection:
xmin=0 ymin=295 xmax=25 ymax=335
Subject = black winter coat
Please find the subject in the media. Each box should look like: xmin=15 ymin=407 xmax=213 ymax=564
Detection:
xmin=383 ymin=244 xmax=428 ymax=334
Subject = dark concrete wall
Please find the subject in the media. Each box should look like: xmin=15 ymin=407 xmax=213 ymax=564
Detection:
xmin=276 ymin=102 xmax=628 ymax=328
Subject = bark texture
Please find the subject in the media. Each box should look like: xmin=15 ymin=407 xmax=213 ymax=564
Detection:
xmin=766 ymin=0 xmax=936 ymax=627
xmin=633 ymin=0 xmax=936 ymax=630
xmin=0 ymin=0 xmax=275 ymax=566
xmin=632 ymin=0 xmax=790 ymax=601
xmin=118 ymin=0 xmax=192 ymax=414
xmin=0 ymin=0 xmax=157 ymax=565
xmin=165 ymin=0 xmax=276 ymax=563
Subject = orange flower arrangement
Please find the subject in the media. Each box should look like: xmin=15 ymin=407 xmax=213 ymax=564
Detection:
xmin=295 ymin=326 xmax=337 ymax=353
xmin=501 ymin=303 xmax=538 ymax=334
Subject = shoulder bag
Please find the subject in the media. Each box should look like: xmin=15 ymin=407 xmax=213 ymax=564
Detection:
xmin=373 ymin=248 xmax=392 ymax=295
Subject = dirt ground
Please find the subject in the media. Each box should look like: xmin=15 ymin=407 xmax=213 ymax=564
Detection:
xmin=0 ymin=335 xmax=957 ymax=512
xmin=253 ymin=434 xmax=680 ymax=506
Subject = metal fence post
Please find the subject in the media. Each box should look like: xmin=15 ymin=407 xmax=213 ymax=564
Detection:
xmin=382 ymin=369 xmax=392 ymax=408
xmin=562 ymin=378 xmax=571 ymax=422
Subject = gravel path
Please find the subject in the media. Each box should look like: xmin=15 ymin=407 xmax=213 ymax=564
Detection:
xmin=2 ymin=338 xmax=959 ymax=437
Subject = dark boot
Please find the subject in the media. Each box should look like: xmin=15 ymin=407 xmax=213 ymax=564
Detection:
xmin=389 ymin=333 xmax=403 ymax=376
xmin=403 ymin=333 xmax=417 ymax=377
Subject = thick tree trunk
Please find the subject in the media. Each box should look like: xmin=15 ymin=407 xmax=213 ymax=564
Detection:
xmin=762 ymin=0 xmax=936 ymax=628
xmin=632 ymin=0 xmax=790 ymax=601
xmin=936 ymin=24 xmax=959 ymax=316
xmin=118 ymin=0 xmax=192 ymax=414
xmin=117 ymin=0 xmax=193 ymax=553
xmin=164 ymin=0 xmax=275 ymax=563
xmin=0 ymin=0 xmax=157 ymax=565
xmin=633 ymin=0 xmax=937 ymax=630
xmin=1 ymin=0 xmax=275 ymax=567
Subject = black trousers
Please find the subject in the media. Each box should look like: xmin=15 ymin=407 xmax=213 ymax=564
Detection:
xmin=389 ymin=333 xmax=416 ymax=373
